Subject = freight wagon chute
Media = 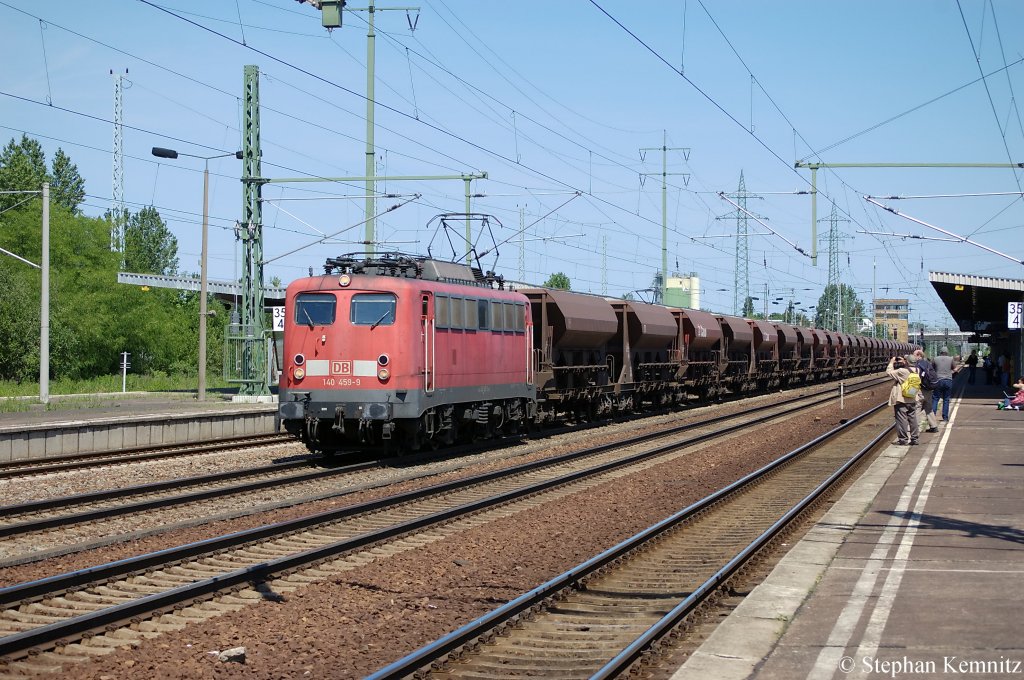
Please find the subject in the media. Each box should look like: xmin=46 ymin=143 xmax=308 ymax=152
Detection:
xmin=676 ymin=309 xmax=723 ymax=353
xmin=749 ymin=319 xmax=780 ymax=385
xmin=718 ymin=314 xmax=754 ymax=382
xmin=749 ymin=320 xmax=778 ymax=352
xmin=774 ymin=322 xmax=799 ymax=357
xmin=671 ymin=309 xmax=722 ymax=387
xmin=608 ymin=300 xmax=677 ymax=385
xmin=522 ymin=289 xmax=618 ymax=349
xmin=822 ymin=331 xmax=840 ymax=375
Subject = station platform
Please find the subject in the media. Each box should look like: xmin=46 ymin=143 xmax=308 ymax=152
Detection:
xmin=0 ymin=391 xmax=275 ymax=428
xmin=672 ymin=377 xmax=1024 ymax=679
xmin=0 ymin=392 xmax=279 ymax=462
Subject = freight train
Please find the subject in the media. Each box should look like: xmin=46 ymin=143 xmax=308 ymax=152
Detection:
xmin=277 ymin=254 xmax=911 ymax=454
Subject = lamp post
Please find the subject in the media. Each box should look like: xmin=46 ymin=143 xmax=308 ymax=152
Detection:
xmin=151 ymin=147 xmax=242 ymax=401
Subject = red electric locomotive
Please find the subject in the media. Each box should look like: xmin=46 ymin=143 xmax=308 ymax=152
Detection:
xmin=278 ymin=254 xmax=535 ymax=453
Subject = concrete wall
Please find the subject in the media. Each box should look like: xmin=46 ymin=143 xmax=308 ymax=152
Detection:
xmin=0 ymin=406 xmax=279 ymax=463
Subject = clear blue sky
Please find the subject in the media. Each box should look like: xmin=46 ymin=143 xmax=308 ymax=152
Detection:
xmin=2 ymin=0 xmax=1023 ymax=329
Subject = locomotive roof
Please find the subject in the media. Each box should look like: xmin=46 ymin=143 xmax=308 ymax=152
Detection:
xmin=322 ymin=253 xmax=505 ymax=289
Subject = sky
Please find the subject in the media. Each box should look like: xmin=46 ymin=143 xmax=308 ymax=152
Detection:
xmin=2 ymin=0 xmax=1023 ymax=330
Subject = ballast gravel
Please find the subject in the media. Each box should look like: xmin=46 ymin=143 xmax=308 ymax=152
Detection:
xmin=31 ymin=388 xmax=891 ymax=680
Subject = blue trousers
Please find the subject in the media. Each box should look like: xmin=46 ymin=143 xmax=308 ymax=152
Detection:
xmin=932 ymin=378 xmax=953 ymax=420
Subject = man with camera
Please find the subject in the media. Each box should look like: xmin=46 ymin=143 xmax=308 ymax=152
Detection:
xmin=887 ymin=355 xmax=920 ymax=445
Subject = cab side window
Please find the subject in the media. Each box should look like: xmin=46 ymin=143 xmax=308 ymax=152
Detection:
xmin=477 ymin=299 xmax=489 ymax=330
xmin=436 ymin=295 xmax=449 ymax=329
xmin=490 ymin=301 xmax=504 ymax=331
xmin=451 ymin=297 xmax=465 ymax=329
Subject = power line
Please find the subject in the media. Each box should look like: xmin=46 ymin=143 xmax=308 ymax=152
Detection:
xmin=5 ymin=1 xmax=710 ymax=286
xmin=955 ymin=0 xmax=1024 ymax=196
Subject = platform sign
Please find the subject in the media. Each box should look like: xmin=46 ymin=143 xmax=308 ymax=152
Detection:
xmin=271 ymin=306 xmax=286 ymax=332
xmin=1009 ymin=302 xmax=1024 ymax=330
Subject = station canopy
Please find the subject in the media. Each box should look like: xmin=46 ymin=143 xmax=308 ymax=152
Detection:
xmin=929 ymin=271 xmax=1024 ymax=341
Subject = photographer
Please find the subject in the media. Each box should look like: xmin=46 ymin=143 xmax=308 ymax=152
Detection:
xmin=887 ymin=355 xmax=919 ymax=446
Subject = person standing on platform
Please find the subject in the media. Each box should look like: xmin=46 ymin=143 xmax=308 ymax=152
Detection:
xmin=913 ymin=349 xmax=939 ymax=432
xmin=965 ymin=349 xmax=978 ymax=384
xmin=932 ymin=347 xmax=960 ymax=422
xmin=887 ymin=355 xmax=919 ymax=446
xmin=983 ymin=353 xmax=993 ymax=385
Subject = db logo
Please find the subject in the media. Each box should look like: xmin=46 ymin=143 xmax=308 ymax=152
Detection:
xmin=332 ymin=361 xmax=351 ymax=375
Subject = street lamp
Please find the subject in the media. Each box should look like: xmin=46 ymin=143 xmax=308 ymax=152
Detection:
xmin=151 ymin=147 xmax=242 ymax=401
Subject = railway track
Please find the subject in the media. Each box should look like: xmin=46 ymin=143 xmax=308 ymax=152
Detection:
xmin=0 ymin=433 xmax=296 ymax=480
xmin=0 ymin=377 xmax=876 ymax=485
xmin=369 ymin=405 xmax=891 ymax=679
xmin=0 ymin=378 xmax=884 ymax=565
xmin=0 ymin=382 xmax=885 ymax=674
xmin=0 ymin=459 xmax=373 ymax=540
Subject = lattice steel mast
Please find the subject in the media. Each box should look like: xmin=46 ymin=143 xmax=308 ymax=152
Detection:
xmin=238 ymin=64 xmax=268 ymax=396
xmin=820 ymin=203 xmax=850 ymax=331
xmin=716 ymin=172 xmax=763 ymax=315
xmin=110 ymin=69 xmax=128 ymax=255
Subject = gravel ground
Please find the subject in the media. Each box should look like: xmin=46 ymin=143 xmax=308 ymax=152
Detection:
xmin=0 ymin=382 xmax=861 ymax=586
xmin=0 ymin=443 xmax=310 ymax=507
xmin=12 ymin=388 xmax=891 ymax=679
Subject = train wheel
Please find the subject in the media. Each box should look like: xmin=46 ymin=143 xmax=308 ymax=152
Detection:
xmin=406 ymin=422 xmax=425 ymax=452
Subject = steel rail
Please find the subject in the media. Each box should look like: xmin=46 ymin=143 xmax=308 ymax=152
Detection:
xmin=0 ymin=376 xmax=882 ymax=609
xmin=0 ymin=382 xmax=884 ymax=660
xmin=0 ymin=379 xmax=884 ymax=543
xmin=0 ymin=459 xmax=379 ymax=539
xmin=366 ymin=404 xmax=889 ymax=680
xmin=592 ymin=417 xmax=891 ymax=678
xmin=0 ymin=433 xmax=295 ymax=479
xmin=0 ymin=376 xmax=881 ymax=481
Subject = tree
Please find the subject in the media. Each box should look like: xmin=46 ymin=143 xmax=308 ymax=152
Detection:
xmin=0 ymin=136 xmax=84 ymax=215
xmin=123 ymin=206 xmax=179 ymax=275
xmin=0 ymin=135 xmax=49 ymax=212
xmin=0 ymin=261 xmax=40 ymax=381
xmin=543 ymin=272 xmax=571 ymax=290
xmin=814 ymin=284 xmax=864 ymax=333
xmin=50 ymin=148 xmax=86 ymax=214
xmin=0 ymin=138 xmax=220 ymax=384
xmin=742 ymin=296 xmax=755 ymax=318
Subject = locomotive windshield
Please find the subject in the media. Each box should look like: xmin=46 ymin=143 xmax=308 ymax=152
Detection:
xmin=294 ymin=293 xmax=336 ymax=326
xmin=351 ymin=293 xmax=397 ymax=327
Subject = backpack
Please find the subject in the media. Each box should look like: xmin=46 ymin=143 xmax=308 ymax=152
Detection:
xmin=901 ymin=372 xmax=922 ymax=399
xmin=918 ymin=360 xmax=938 ymax=390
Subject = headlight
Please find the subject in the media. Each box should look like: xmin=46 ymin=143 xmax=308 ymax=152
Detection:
xmin=293 ymin=366 xmax=305 ymax=381
xmin=377 ymin=368 xmax=390 ymax=381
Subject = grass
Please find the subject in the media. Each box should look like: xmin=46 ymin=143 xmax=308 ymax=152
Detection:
xmin=0 ymin=374 xmax=236 ymax=412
